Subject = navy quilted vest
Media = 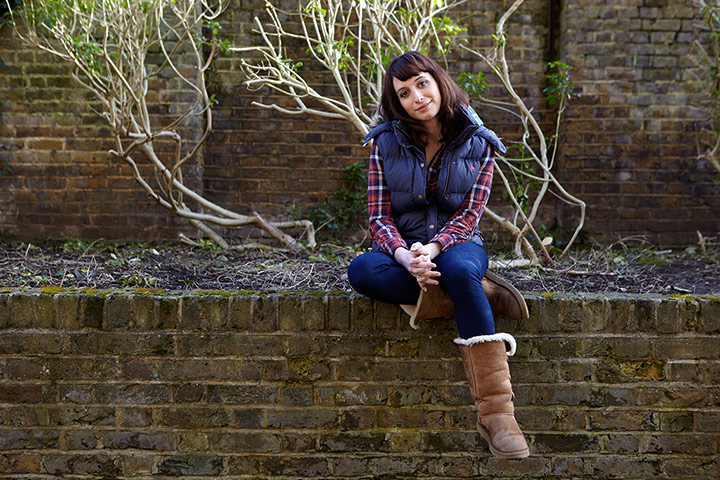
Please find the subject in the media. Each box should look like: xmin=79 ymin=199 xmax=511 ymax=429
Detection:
xmin=364 ymin=106 xmax=506 ymax=248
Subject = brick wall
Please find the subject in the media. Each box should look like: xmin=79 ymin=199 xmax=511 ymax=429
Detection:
xmin=0 ymin=289 xmax=718 ymax=478
xmin=1 ymin=0 xmax=719 ymax=244
xmin=0 ymin=26 xmax=202 ymax=241
xmin=559 ymin=0 xmax=720 ymax=243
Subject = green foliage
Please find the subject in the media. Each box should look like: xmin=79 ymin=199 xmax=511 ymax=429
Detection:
xmin=430 ymin=15 xmax=467 ymax=55
xmin=491 ymin=32 xmax=506 ymax=47
xmin=456 ymin=71 xmax=488 ymax=99
xmin=296 ymin=161 xmax=368 ymax=241
xmin=501 ymin=144 xmax=543 ymax=215
xmin=694 ymin=1 xmax=720 ymax=188
xmin=201 ymin=19 xmax=231 ymax=55
xmin=543 ymin=61 xmax=579 ymax=106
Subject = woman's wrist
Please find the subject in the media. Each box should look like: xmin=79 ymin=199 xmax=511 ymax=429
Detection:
xmin=393 ymin=247 xmax=411 ymax=269
xmin=426 ymin=242 xmax=442 ymax=260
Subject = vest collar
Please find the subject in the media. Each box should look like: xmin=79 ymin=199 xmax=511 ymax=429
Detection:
xmin=363 ymin=105 xmax=507 ymax=154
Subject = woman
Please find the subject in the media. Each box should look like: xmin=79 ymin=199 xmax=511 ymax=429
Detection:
xmin=347 ymin=51 xmax=530 ymax=459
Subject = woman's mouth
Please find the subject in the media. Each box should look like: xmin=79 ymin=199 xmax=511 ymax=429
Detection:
xmin=416 ymin=101 xmax=431 ymax=112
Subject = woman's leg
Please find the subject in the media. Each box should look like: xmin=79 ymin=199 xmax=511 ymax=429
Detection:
xmin=433 ymin=241 xmax=495 ymax=338
xmin=438 ymin=242 xmax=528 ymax=458
xmin=347 ymin=251 xmax=421 ymax=305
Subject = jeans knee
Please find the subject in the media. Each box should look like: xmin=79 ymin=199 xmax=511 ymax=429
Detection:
xmin=347 ymin=255 xmax=374 ymax=293
xmin=441 ymin=259 xmax=484 ymax=287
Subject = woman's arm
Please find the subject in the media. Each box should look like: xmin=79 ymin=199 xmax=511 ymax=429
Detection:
xmin=368 ymin=144 xmax=408 ymax=256
xmin=430 ymin=143 xmax=494 ymax=251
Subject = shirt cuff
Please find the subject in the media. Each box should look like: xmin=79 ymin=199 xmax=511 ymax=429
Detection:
xmin=430 ymin=232 xmax=455 ymax=253
xmin=381 ymin=236 xmax=409 ymax=256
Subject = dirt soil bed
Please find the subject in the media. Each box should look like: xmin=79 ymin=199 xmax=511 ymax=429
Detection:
xmin=2 ymin=239 xmax=719 ymax=296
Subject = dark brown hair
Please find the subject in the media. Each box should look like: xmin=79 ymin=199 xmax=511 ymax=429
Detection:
xmin=379 ymin=51 xmax=469 ymax=147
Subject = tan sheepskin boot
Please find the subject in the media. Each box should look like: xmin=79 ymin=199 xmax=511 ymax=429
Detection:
xmin=400 ymin=284 xmax=455 ymax=329
xmin=401 ymin=271 xmax=528 ymax=329
xmin=455 ymin=333 xmax=529 ymax=459
xmin=482 ymin=271 xmax=529 ymax=321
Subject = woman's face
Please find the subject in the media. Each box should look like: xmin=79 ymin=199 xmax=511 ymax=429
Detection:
xmin=392 ymin=72 xmax=441 ymax=124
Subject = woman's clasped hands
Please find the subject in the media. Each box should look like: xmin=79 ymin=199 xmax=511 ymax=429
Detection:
xmin=394 ymin=241 xmax=442 ymax=292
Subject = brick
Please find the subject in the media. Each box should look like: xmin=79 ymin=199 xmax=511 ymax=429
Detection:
xmin=158 ymin=407 xmax=230 ymax=428
xmin=118 ymin=407 xmax=153 ymax=427
xmin=327 ymin=295 xmax=350 ymax=331
xmin=426 ymin=431 xmax=484 ymax=452
xmin=105 ymin=294 xmax=133 ymax=329
xmin=158 ymin=358 xmax=262 ymax=381
xmin=94 ymin=384 xmax=169 ymax=404
xmin=653 ymin=337 xmax=720 ymax=360
xmin=330 ymin=456 xmax=369 ymax=476
xmin=479 ymin=456 xmax=552 ymax=477
xmin=533 ymin=433 xmax=600 ymax=453
xmin=0 ymin=293 xmax=10 ymax=328
xmin=44 ymin=356 xmax=118 ymax=380
xmin=589 ymin=409 xmax=657 ymax=431
xmin=54 ymin=294 xmax=80 ymax=329
xmin=226 ymin=455 xmax=264 ymax=475
xmin=287 ymin=356 xmax=331 ymax=382
xmin=9 ymin=292 xmax=54 ymax=328
xmin=101 ymin=431 xmax=172 ymax=450
xmin=119 ymin=453 xmax=155 ymax=475
xmin=350 ymin=296 xmax=374 ymax=332
xmin=47 ymin=406 xmax=115 ymax=426
xmin=228 ymin=295 xmax=253 ymax=329
xmin=207 ymin=385 xmax=278 ymax=405
xmin=590 ymin=456 xmax=662 ymax=477
xmin=376 ymin=408 xmax=445 ymax=428
xmin=374 ymin=300 xmax=401 ymax=331
xmin=699 ymin=298 xmax=720 ymax=333
xmin=0 ymin=406 xmax=49 ymax=427
xmin=302 ymin=296 xmax=326 ymax=330
xmin=0 ymin=453 xmax=43 ymax=473
xmin=319 ymin=385 xmax=387 ymax=406
xmin=595 ymin=359 xmax=666 ymax=383
xmin=697 ymin=412 xmax=720 ymax=431
xmin=180 ymin=295 xmax=229 ymax=330
xmin=659 ymin=411 xmax=694 ymax=432
xmin=338 ymin=408 xmax=375 ymax=430
xmin=44 ymin=454 xmax=120 ymax=476
xmin=158 ymin=455 xmax=223 ymax=475
xmin=130 ymin=294 xmax=156 ymax=329
xmin=267 ymin=408 xmax=337 ymax=429
xmin=80 ymin=294 xmax=105 ymax=329
xmin=0 ymin=430 xmax=59 ymax=450
xmin=176 ymin=431 xmax=210 ymax=452
xmin=58 ymin=385 xmax=93 ymax=404
xmin=252 ymin=296 xmax=277 ymax=331
xmin=320 ymin=432 xmax=388 ymax=452
xmin=368 ymin=454 xmax=429 ymax=475
xmin=156 ymin=296 xmax=180 ymax=328
xmin=279 ymin=385 xmax=314 ymax=406
xmin=264 ymin=456 xmax=330 ymax=476
xmin=605 ymin=434 xmax=640 ymax=454
xmin=641 ymin=434 xmax=715 ymax=455
xmin=208 ymin=431 xmax=283 ymax=453
xmin=176 ymin=333 xmax=215 ymax=357
xmin=656 ymin=299 xmax=680 ymax=333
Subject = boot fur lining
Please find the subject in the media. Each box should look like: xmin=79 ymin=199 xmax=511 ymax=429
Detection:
xmin=453 ymin=333 xmax=517 ymax=356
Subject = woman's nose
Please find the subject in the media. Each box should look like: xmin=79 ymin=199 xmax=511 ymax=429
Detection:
xmin=414 ymin=90 xmax=424 ymax=102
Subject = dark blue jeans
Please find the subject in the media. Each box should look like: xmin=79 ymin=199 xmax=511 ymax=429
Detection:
xmin=347 ymin=241 xmax=494 ymax=338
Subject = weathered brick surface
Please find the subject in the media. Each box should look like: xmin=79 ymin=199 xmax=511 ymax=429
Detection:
xmin=0 ymin=290 xmax=718 ymax=479
xmin=2 ymin=0 xmax=717 ymax=243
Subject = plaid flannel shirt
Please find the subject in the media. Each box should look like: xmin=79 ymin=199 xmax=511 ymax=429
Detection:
xmin=368 ymin=142 xmax=494 ymax=256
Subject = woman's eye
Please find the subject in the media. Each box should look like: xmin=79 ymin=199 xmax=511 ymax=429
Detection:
xmin=399 ymin=91 xmax=408 ymax=98
xmin=419 ymin=80 xmax=427 ymax=87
